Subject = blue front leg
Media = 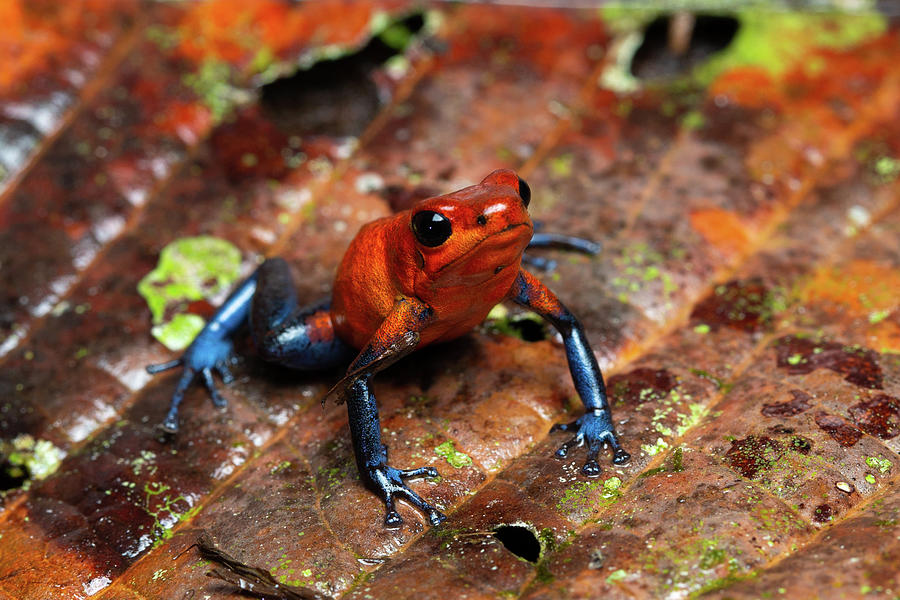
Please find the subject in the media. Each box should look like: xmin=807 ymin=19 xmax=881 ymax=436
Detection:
xmin=346 ymin=376 xmax=444 ymax=528
xmin=511 ymin=269 xmax=630 ymax=475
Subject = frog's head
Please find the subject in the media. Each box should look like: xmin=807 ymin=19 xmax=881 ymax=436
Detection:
xmin=407 ymin=169 xmax=533 ymax=284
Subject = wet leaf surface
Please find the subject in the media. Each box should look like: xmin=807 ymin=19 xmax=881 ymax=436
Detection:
xmin=1 ymin=3 xmax=900 ymax=599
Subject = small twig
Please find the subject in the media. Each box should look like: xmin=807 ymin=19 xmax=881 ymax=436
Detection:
xmin=668 ymin=11 xmax=695 ymax=56
xmin=196 ymin=532 xmax=331 ymax=600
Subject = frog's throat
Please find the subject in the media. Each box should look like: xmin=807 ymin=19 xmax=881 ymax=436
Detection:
xmin=433 ymin=222 xmax=531 ymax=275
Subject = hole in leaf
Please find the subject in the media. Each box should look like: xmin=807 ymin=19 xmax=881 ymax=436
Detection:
xmin=631 ymin=14 xmax=740 ymax=79
xmin=260 ymin=12 xmax=425 ymax=137
xmin=508 ymin=319 xmax=547 ymax=342
xmin=494 ymin=525 xmax=541 ymax=563
xmin=0 ymin=459 xmax=29 ymax=491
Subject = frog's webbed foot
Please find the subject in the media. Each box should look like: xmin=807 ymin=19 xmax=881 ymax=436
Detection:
xmin=146 ymin=334 xmax=236 ymax=433
xmin=551 ymin=409 xmax=630 ymax=476
xmin=365 ymin=463 xmax=445 ymax=528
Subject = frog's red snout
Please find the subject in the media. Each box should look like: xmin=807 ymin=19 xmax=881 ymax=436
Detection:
xmin=517 ymin=177 xmax=531 ymax=208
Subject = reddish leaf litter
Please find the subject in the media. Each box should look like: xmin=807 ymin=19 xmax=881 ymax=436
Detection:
xmin=1 ymin=4 xmax=899 ymax=600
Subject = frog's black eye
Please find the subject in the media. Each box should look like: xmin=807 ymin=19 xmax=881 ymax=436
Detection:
xmin=411 ymin=210 xmax=452 ymax=247
xmin=517 ymin=177 xmax=531 ymax=208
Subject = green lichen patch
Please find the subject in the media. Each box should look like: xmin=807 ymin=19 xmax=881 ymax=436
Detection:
xmin=1 ymin=434 xmax=65 ymax=487
xmin=610 ymin=242 xmax=679 ymax=310
xmin=865 ymin=455 xmax=892 ymax=474
xmin=557 ymin=476 xmax=623 ymax=515
xmin=142 ymin=481 xmax=203 ymax=548
xmin=641 ymin=446 xmax=686 ymax=478
xmin=138 ymin=236 xmax=242 ymax=351
xmin=640 ymin=535 xmax=744 ymax=598
xmin=599 ymin=5 xmax=885 ymax=95
xmin=693 ymin=10 xmax=885 ymax=84
xmin=434 ymin=441 xmax=472 ymax=468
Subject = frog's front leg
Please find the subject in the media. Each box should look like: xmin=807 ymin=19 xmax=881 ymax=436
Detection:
xmin=339 ymin=297 xmax=445 ymax=528
xmin=511 ymin=269 xmax=630 ymax=476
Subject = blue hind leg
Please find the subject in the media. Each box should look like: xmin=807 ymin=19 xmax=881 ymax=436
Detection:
xmin=250 ymin=258 xmax=354 ymax=370
xmin=525 ymin=226 xmax=602 ymax=271
xmin=147 ymin=257 xmax=353 ymax=432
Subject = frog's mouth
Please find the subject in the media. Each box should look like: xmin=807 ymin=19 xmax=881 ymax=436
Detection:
xmin=434 ymin=221 xmax=532 ymax=275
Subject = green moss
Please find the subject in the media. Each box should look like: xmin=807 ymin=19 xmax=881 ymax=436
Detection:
xmin=183 ymin=60 xmax=242 ymax=123
xmin=866 ymin=456 xmax=892 ymax=474
xmin=640 ymin=446 xmax=685 ymax=478
xmin=642 ymin=437 xmax=670 ymax=456
xmin=5 ymin=434 xmax=64 ymax=482
xmin=549 ymin=153 xmax=574 ymax=178
xmin=557 ymin=480 xmax=600 ymax=513
xmin=873 ymin=156 xmax=900 ymax=182
xmin=693 ymin=11 xmax=885 ymax=84
xmin=142 ymin=481 xmax=202 ymax=548
xmin=138 ymin=236 xmax=242 ymax=351
xmin=271 ymin=460 xmax=292 ymax=475
xmin=538 ymin=527 xmax=557 ymax=556
xmin=434 ymin=441 xmax=472 ymax=468
xmin=606 ymin=568 xmax=628 ymax=584
xmin=557 ymin=477 xmax=622 ymax=514
xmin=534 ymin=559 xmax=555 ymax=584
xmin=151 ymin=313 xmax=207 ymax=353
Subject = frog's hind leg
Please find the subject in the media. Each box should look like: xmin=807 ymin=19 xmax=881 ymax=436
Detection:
xmin=527 ymin=232 xmax=602 ymax=255
xmin=250 ymin=257 xmax=355 ymax=370
xmin=524 ymin=227 xmax=602 ymax=271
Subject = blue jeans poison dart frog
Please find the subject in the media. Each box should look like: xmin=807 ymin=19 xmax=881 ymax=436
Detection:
xmin=147 ymin=169 xmax=630 ymax=528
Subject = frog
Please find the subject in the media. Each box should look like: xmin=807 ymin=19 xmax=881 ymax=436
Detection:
xmin=147 ymin=169 xmax=630 ymax=528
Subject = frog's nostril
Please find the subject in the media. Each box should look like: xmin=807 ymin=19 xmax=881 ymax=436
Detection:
xmin=477 ymin=215 xmax=487 ymax=226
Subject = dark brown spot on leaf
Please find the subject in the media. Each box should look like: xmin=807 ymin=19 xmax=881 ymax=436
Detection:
xmin=761 ymin=389 xmax=813 ymax=417
xmin=814 ymin=412 xmax=863 ymax=447
xmin=608 ymin=368 xmax=677 ymax=406
xmin=690 ymin=278 xmax=777 ymax=333
xmin=813 ymin=504 xmax=833 ymax=523
xmin=773 ymin=336 xmax=883 ymax=389
xmin=724 ymin=435 xmax=783 ymax=479
xmin=848 ymin=394 xmax=900 ymax=439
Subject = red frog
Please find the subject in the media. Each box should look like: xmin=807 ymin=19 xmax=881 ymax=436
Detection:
xmin=148 ymin=169 xmax=629 ymax=528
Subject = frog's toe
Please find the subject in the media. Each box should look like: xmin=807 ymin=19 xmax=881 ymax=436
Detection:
xmin=400 ymin=466 xmax=440 ymax=479
xmin=613 ymin=448 xmax=631 ymax=465
xmin=158 ymin=368 xmax=198 ymax=433
xmin=384 ymin=509 xmax=403 ymax=529
xmin=581 ymin=459 xmax=601 ymax=477
xmin=553 ymin=435 xmax=583 ymax=459
xmin=427 ymin=508 xmax=446 ymax=526
xmin=215 ymin=361 xmax=235 ymax=384
xmin=146 ymin=358 xmax=183 ymax=374
xmin=368 ymin=464 xmax=444 ymax=528
xmin=201 ymin=369 xmax=228 ymax=408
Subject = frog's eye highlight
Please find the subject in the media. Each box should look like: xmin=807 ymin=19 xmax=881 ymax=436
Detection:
xmin=412 ymin=210 xmax=452 ymax=247
xmin=517 ymin=177 xmax=531 ymax=208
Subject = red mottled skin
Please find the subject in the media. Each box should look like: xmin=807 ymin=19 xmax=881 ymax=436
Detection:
xmin=331 ymin=169 xmax=533 ymax=350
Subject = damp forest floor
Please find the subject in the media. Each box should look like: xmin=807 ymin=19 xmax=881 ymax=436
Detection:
xmin=1 ymin=2 xmax=900 ymax=599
